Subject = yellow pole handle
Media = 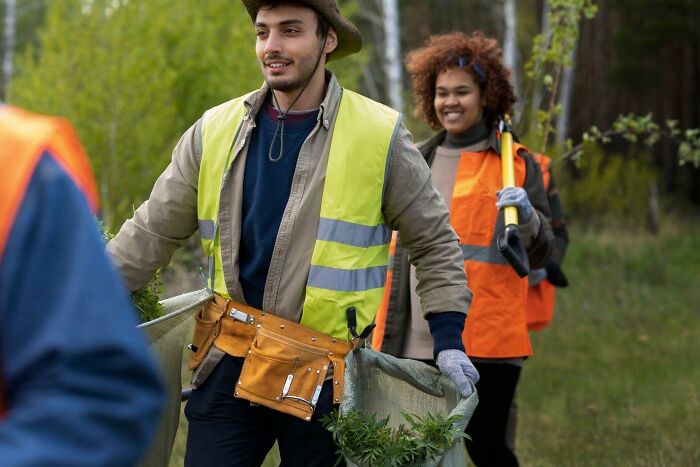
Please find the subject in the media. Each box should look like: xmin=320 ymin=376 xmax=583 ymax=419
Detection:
xmin=500 ymin=125 xmax=518 ymax=226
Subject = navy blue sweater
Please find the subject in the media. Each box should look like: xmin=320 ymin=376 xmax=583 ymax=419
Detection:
xmin=239 ymin=101 xmax=318 ymax=309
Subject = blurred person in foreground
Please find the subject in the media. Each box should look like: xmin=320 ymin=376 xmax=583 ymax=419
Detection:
xmin=0 ymin=104 xmax=165 ymax=467
xmin=376 ymin=32 xmax=553 ymax=466
xmin=106 ymin=1 xmax=478 ymax=465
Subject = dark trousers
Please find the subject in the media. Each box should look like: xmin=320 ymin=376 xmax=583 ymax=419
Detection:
xmin=184 ymin=354 xmax=344 ymax=467
xmin=465 ymin=362 xmax=521 ymax=467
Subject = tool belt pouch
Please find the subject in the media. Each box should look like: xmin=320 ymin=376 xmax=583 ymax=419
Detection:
xmin=188 ymin=300 xmax=226 ymax=370
xmin=233 ymin=312 xmax=354 ymax=421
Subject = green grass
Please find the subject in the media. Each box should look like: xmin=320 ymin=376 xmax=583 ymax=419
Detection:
xmin=167 ymin=224 xmax=700 ymax=465
xmin=517 ymin=225 xmax=700 ymax=466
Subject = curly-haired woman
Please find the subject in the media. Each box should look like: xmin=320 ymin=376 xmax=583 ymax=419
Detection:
xmin=376 ymin=32 xmax=554 ymax=466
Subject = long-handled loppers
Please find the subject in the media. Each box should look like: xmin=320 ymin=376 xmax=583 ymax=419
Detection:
xmin=496 ymin=117 xmax=529 ymax=277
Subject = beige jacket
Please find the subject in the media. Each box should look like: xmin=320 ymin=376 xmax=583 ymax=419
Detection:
xmin=107 ymin=74 xmax=471 ymax=323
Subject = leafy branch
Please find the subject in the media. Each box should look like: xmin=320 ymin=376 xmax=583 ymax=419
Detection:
xmin=519 ymin=0 xmax=598 ymax=153
xmin=554 ymin=113 xmax=700 ymax=169
xmin=322 ymin=409 xmax=466 ymax=467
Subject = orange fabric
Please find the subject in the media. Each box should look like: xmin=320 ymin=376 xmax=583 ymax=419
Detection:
xmin=452 ymin=144 xmax=532 ymax=358
xmin=526 ymin=279 xmax=555 ymax=331
xmin=371 ymin=231 xmax=397 ymax=350
xmin=0 ymin=106 xmax=98 ymax=262
xmin=526 ymin=152 xmax=556 ymax=331
xmin=0 ymin=106 xmax=99 ymax=415
xmin=533 ymin=153 xmax=552 ymax=191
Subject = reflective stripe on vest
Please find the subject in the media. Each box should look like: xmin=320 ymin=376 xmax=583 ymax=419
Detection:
xmin=452 ymin=143 xmax=533 ymax=358
xmin=197 ymin=93 xmax=254 ymax=295
xmin=198 ymin=90 xmax=400 ymax=339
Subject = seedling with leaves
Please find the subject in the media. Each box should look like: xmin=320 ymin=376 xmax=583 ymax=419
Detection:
xmin=98 ymin=219 xmax=165 ymax=323
xmin=322 ymin=408 xmax=466 ymax=467
xmin=555 ymin=113 xmax=700 ymax=168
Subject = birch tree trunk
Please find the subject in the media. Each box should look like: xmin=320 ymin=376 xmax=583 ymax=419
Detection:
xmin=2 ymin=0 xmax=16 ymax=99
xmin=528 ymin=1 xmax=550 ymax=124
xmin=556 ymin=40 xmax=578 ymax=143
xmin=503 ymin=0 xmax=520 ymax=109
xmin=382 ymin=0 xmax=402 ymax=112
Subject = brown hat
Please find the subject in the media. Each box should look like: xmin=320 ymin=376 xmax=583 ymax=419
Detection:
xmin=241 ymin=0 xmax=362 ymax=62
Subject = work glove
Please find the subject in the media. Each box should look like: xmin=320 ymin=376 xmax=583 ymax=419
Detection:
xmin=528 ymin=267 xmax=548 ymax=287
xmin=496 ymin=186 xmax=533 ymax=223
xmin=435 ymin=349 xmax=479 ymax=398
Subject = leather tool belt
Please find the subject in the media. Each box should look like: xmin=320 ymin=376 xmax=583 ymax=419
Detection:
xmin=188 ymin=294 xmax=357 ymax=421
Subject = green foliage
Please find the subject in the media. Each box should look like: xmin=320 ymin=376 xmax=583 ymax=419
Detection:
xmin=556 ymin=143 xmax=657 ymax=228
xmin=322 ymin=409 xmax=465 ymax=467
xmin=555 ymin=113 xmax=700 ymax=169
xmin=98 ymin=219 xmax=165 ymax=323
xmin=520 ymin=0 xmax=598 ymax=150
xmin=8 ymin=0 xmax=260 ymax=227
xmin=130 ymin=276 xmax=166 ymax=323
xmin=327 ymin=0 xmax=370 ymax=87
xmin=678 ymin=127 xmax=700 ymax=168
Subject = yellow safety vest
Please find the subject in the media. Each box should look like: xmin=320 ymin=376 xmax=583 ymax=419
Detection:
xmin=198 ymin=90 xmax=400 ymax=339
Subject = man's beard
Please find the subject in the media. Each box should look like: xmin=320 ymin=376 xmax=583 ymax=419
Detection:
xmin=262 ymin=48 xmax=322 ymax=93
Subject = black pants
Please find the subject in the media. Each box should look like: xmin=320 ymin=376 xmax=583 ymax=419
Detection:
xmin=184 ymin=354 xmax=344 ymax=467
xmin=465 ymin=362 xmax=521 ymax=467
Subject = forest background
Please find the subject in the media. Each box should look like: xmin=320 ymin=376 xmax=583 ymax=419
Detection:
xmin=2 ymin=0 xmax=699 ymax=465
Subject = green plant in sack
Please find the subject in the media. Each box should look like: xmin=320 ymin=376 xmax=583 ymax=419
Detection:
xmin=322 ymin=409 xmax=466 ymax=467
xmin=98 ymin=219 xmax=165 ymax=323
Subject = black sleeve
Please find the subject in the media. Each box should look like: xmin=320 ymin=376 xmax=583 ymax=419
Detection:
xmin=521 ymin=150 xmax=554 ymax=269
xmin=544 ymin=171 xmax=570 ymax=286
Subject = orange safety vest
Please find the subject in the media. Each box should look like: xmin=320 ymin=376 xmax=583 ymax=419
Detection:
xmin=526 ymin=153 xmax=556 ymax=331
xmin=371 ymin=231 xmax=397 ymax=350
xmin=0 ymin=105 xmax=99 ymax=417
xmin=455 ymin=143 xmax=532 ymax=358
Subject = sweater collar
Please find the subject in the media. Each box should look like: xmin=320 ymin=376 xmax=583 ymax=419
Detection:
xmin=442 ymin=120 xmax=489 ymax=149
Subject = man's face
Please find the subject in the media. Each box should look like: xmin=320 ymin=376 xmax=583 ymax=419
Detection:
xmin=255 ymin=4 xmax=327 ymax=93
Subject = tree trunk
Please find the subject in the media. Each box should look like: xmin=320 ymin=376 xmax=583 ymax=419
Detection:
xmin=556 ymin=39 xmax=578 ymax=143
xmin=503 ymin=0 xmax=520 ymax=112
xmin=382 ymin=0 xmax=402 ymax=112
xmin=2 ymin=0 xmax=16 ymax=99
xmin=528 ymin=0 xmax=550 ymax=125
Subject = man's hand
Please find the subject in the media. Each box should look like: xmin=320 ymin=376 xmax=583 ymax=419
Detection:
xmin=436 ymin=349 xmax=479 ymax=398
xmin=496 ymin=186 xmax=533 ymax=222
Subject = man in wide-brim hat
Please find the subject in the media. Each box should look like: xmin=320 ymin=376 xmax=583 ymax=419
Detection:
xmin=107 ymin=1 xmax=479 ymax=465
